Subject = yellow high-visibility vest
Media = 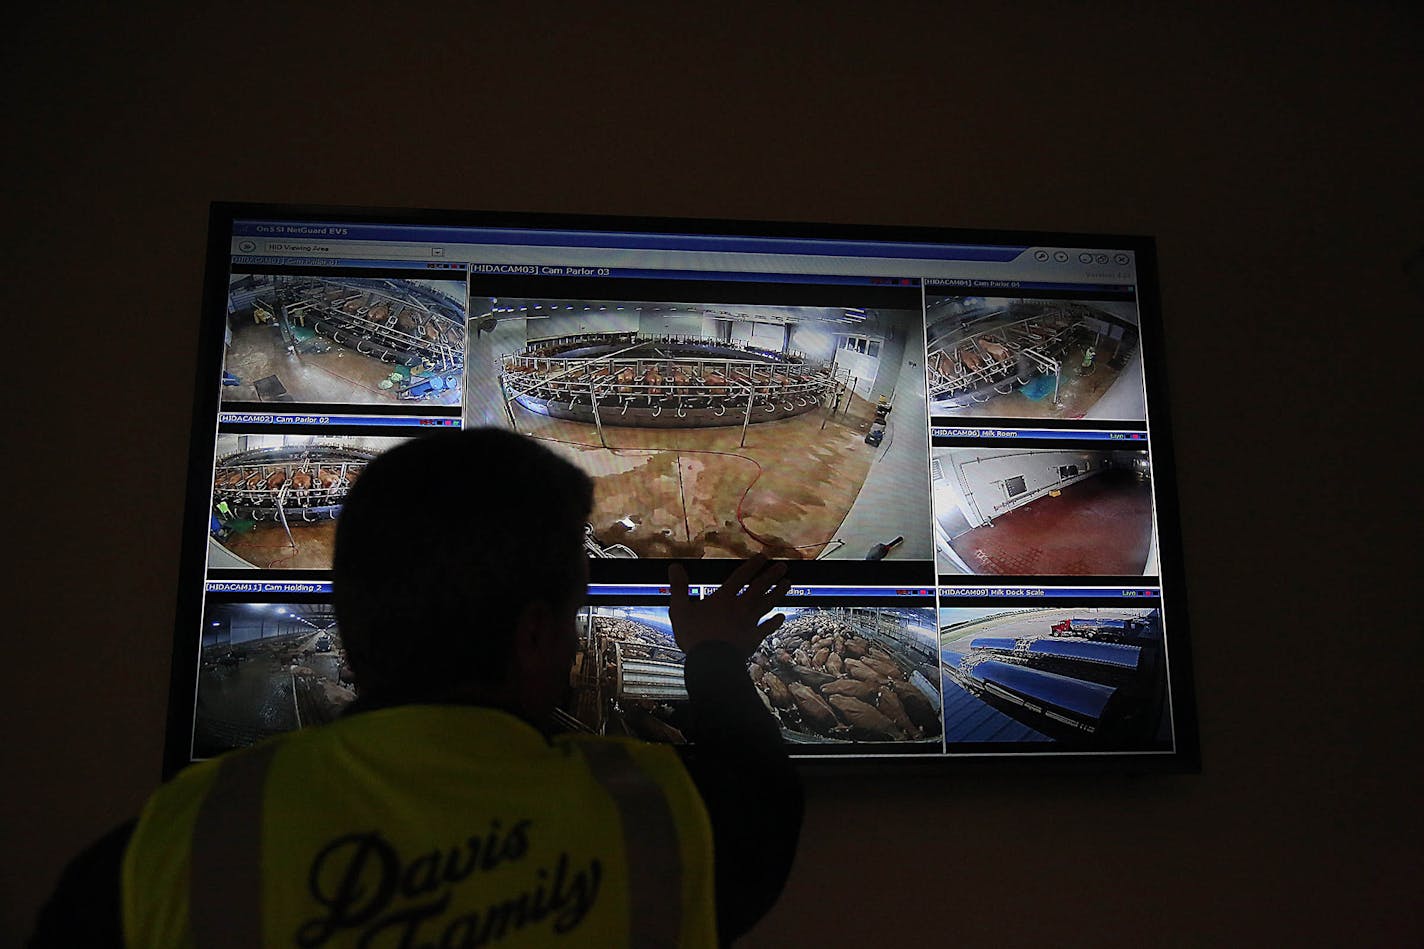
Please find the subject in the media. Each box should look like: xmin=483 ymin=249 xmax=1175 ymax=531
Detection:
xmin=122 ymin=705 xmax=716 ymax=948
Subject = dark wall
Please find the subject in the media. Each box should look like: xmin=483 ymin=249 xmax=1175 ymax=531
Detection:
xmin=6 ymin=3 xmax=1420 ymax=944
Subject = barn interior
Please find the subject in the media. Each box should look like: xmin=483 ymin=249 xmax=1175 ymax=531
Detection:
xmin=938 ymin=607 xmax=1168 ymax=746
xmin=466 ymin=297 xmax=933 ymax=560
xmin=208 ymin=434 xmax=407 ymax=570
xmin=194 ymin=602 xmax=354 ymax=757
xmin=926 ymin=297 xmax=1145 ymax=420
xmin=222 ymin=275 xmax=467 ymax=406
xmin=933 ymin=448 xmax=1157 ymax=576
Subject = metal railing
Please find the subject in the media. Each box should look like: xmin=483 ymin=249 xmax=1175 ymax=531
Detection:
xmin=277 ymin=280 xmax=466 ymax=370
xmin=927 ymin=314 xmax=1084 ymax=400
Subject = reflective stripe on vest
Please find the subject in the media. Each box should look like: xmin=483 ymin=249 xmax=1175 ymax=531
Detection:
xmin=577 ymin=741 xmax=682 ymax=949
xmin=189 ymin=741 xmax=278 ymax=948
xmin=184 ymin=735 xmax=688 ymax=947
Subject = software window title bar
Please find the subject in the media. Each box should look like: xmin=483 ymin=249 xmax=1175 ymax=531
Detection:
xmin=234 ymin=221 xmax=1034 ymax=262
xmin=231 ymin=240 xmax=1136 ymax=285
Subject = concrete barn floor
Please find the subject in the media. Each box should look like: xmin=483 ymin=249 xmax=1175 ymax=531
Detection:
xmin=222 ymin=320 xmax=461 ymax=407
xmin=509 ymin=393 xmax=927 ymax=560
xmin=215 ymin=521 xmax=338 ymax=570
xmin=194 ymin=631 xmax=352 ymax=756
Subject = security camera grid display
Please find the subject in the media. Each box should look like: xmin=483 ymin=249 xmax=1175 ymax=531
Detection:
xmin=932 ymin=447 xmax=1159 ymax=577
xmin=174 ymin=211 xmax=1197 ymax=772
xmin=222 ymin=273 xmax=468 ymax=407
xmin=208 ymin=433 xmax=409 ymax=570
xmin=466 ymin=296 xmax=933 ymax=564
xmin=938 ymin=606 xmax=1171 ymax=751
xmin=566 ymin=605 xmax=941 ymax=753
xmin=194 ymin=601 xmax=355 ymax=758
xmin=926 ymin=295 xmax=1146 ymax=421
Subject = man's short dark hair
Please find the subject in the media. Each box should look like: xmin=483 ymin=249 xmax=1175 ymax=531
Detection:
xmin=333 ymin=429 xmax=593 ymax=702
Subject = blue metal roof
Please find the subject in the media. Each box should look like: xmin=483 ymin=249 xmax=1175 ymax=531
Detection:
xmin=969 ymin=636 xmax=1019 ymax=652
xmin=974 ymin=661 xmax=1118 ymax=720
xmin=1028 ymin=638 xmax=1141 ymax=669
xmin=969 ymin=636 xmax=1142 ymax=670
xmin=941 ymin=676 xmax=1052 ymax=743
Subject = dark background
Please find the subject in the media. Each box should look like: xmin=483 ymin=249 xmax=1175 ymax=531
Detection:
xmin=5 ymin=3 xmax=1419 ymax=944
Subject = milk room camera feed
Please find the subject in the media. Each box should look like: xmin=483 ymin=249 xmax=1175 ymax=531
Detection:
xmin=932 ymin=448 xmax=1159 ymax=577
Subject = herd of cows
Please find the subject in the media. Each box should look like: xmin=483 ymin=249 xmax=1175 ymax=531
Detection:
xmin=747 ymin=613 xmax=942 ymax=743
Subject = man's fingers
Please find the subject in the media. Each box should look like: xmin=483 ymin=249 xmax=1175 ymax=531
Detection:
xmin=743 ymin=560 xmax=788 ymax=600
xmin=743 ymin=579 xmax=793 ymax=620
xmin=667 ymin=562 xmax=692 ymax=607
xmin=715 ymin=553 xmax=768 ymax=598
xmin=762 ymin=578 xmax=794 ymax=606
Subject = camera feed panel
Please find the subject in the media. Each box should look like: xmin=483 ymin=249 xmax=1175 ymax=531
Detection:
xmin=926 ymin=296 xmax=1145 ymax=422
xmin=938 ymin=606 xmax=1172 ymax=751
xmin=751 ymin=606 xmax=942 ymax=749
xmin=208 ymin=433 xmax=410 ymax=571
xmin=466 ymin=297 xmax=933 ymax=562
xmin=194 ymin=601 xmax=356 ymax=758
xmin=222 ymin=274 xmax=468 ymax=407
xmin=932 ymin=447 xmax=1158 ymax=577
xmin=565 ymin=605 xmax=942 ymax=754
xmin=563 ymin=607 xmax=690 ymax=743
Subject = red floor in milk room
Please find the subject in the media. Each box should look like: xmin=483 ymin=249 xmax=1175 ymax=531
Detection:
xmin=948 ymin=470 xmax=1154 ymax=576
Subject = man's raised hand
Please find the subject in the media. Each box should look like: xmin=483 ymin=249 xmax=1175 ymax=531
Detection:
xmin=668 ymin=554 xmax=793 ymax=658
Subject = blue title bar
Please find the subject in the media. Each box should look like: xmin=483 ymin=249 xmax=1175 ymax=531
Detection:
xmin=704 ymin=585 xmax=935 ymax=598
xmin=587 ymin=585 xmax=673 ymax=597
xmin=939 ymin=587 xmax=1160 ymax=599
xmin=926 ymin=280 xmax=1135 ymax=294
xmin=207 ymin=580 xmax=333 ymax=594
xmin=234 ymin=220 xmax=1027 ymax=262
xmin=219 ymin=413 xmax=461 ymax=428
xmin=932 ymin=426 xmax=1148 ymax=442
xmin=474 ymin=264 xmax=916 ymax=288
xmin=588 ymin=585 xmax=936 ymax=598
xmin=231 ymin=255 xmax=468 ymax=273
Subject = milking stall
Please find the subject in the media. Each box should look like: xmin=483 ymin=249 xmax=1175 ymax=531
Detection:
xmin=464 ymin=297 xmax=935 ymax=561
xmin=499 ymin=331 xmax=836 ymax=428
xmin=194 ymin=602 xmax=356 ymax=757
xmin=926 ymin=297 xmax=1145 ymax=420
xmin=208 ymin=434 xmax=407 ymax=570
xmin=222 ymin=274 xmax=467 ymax=405
xmin=938 ymin=607 xmax=1169 ymax=747
xmin=559 ymin=606 xmax=942 ymax=748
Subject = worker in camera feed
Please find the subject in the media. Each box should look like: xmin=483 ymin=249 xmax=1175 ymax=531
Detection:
xmin=30 ymin=430 xmax=802 ymax=948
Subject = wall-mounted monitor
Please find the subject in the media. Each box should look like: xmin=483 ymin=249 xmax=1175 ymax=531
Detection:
xmin=169 ymin=203 xmax=1198 ymax=774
